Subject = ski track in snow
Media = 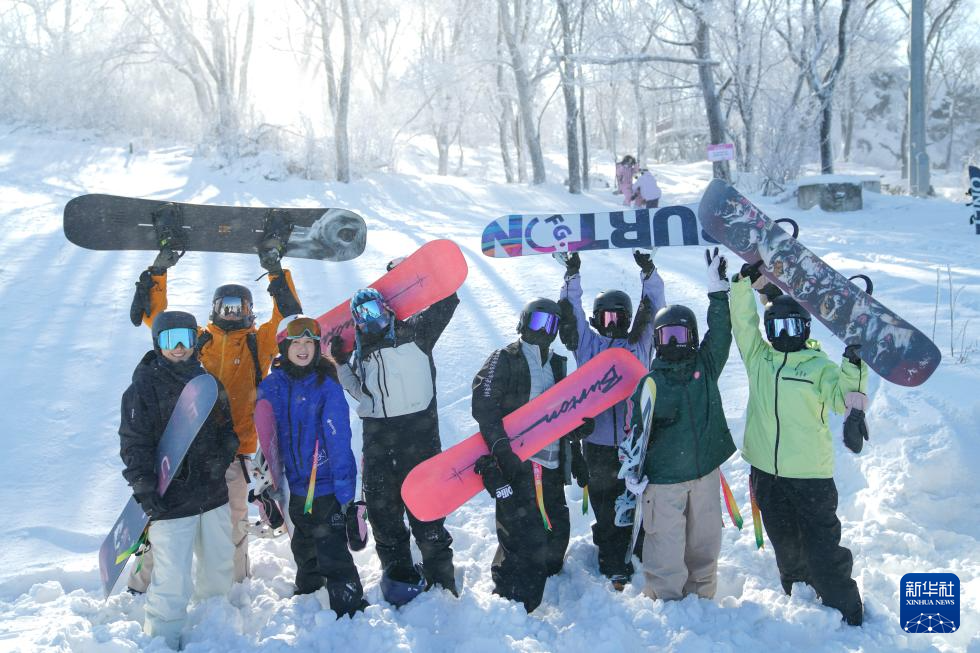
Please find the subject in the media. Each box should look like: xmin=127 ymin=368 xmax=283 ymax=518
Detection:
xmin=0 ymin=126 xmax=978 ymax=652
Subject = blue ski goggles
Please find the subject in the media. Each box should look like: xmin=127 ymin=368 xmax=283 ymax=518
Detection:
xmin=157 ymin=327 xmax=197 ymax=350
xmin=352 ymin=298 xmax=388 ymax=324
xmin=526 ymin=311 xmax=559 ymax=336
xmin=766 ymin=317 xmax=807 ymax=339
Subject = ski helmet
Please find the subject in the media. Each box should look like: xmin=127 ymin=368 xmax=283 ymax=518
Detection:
xmin=590 ymin=290 xmax=633 ymax=339
xmin=653 ymin=305 xmax=698 ymax=361
xmin=211 ymin=284 xmax=254 ymax=330
xmin=380 ymin=564 xmax=426 ymax=607
xmin=151 ymin=310 xmax=198 ymax=353
xmin=517 ymin=297 xmax=561 ymax=347
xmin=350 ymin=288 xmax=393 ymax=335
xmin=764 ymin=295 xmax=811 ymax=353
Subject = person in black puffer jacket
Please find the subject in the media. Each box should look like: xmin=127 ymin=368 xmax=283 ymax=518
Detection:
xmin=119 ymin=311 xmax=239 ymax=650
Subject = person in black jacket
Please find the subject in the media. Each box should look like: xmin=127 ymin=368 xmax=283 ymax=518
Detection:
xmin=119 ymin=311 xmax=239 ymax=650
xmin=330 ymin=282 xmax=459 ymax=605
xmin=471 ymin=298 xmax=592 ymax=613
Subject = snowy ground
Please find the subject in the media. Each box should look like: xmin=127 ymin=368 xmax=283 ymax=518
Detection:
xmin=0 ymin=124 xmax=977 ymax=652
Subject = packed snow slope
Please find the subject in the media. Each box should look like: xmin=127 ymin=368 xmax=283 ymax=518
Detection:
xmin=0 ymin=125 xmax=977 ymax=652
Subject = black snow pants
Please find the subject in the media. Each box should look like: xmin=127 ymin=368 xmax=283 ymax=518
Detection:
xmin=750 ymin=467 xmax=863 ymax=625
xmin=585 ymin=442 xmax=637 ymax=579
xmin=491 ymin=461 xmax=570 ymax=613
xmin=361 ymin=408 xmax=456 ymax=592
xmin=288 ymin=493 xmax=366 ymax=618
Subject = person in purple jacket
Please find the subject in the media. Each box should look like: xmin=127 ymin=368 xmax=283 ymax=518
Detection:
xmin=558 ymin=250 xmax=666 ymax=589
xmin=256 ymin=314 xmax=366 ymax=618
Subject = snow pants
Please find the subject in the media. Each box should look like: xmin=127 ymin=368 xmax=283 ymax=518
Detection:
xmin=361 ymin=409 xmax=456 ymax=592
xmin=750 ymin=467 xmax=863 ymax=625
xmin=584 ymin=442 xmax=636 ymax=580
xmin=288 ymin=493 xmax=366 ymax=617
xmin=128 ymin=458 xmax=249 ymax=593
xmin=491 ymin=461 xmax=570 ymax=613
xmin=144 ymin=503 xmax=233 ymax=649
xmin=640 ymin=468 xmax=721 ymax=601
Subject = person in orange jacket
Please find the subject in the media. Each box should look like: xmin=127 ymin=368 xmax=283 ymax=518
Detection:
xmin=125 ymin=245 xmax=303 ymax=592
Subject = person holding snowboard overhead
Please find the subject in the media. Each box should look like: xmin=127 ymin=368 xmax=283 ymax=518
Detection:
xmin=557 ymin=250 xmax=666 ymax=590
xmin=471 ymin=298 xmax=594 ymax=613
xmin=623 ymin=248 xmax=736 ymax=602
xmin=330 ymin=277 xmax=459 ymax=605
xmin=730 ymin=261 xmax=868 ymax=626
xmin=127 ymin=242 xmax=303 ymax=592
xmin=632 ymin=169 xmax=662 ymax=208
xmin=119 ymin=311 xmax=239 ymax=649
xmin=256 ymin=314 xmax=366 ymax=617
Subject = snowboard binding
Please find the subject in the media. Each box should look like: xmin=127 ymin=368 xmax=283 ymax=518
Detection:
xmin=151 ymin=203 xmax=189 ymax=254
xmin=258 ymin=209 xmax=294 ymax=269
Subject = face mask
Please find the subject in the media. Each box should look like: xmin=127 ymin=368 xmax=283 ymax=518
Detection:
xmin=771 ymin=333 xmax=806 ymax=353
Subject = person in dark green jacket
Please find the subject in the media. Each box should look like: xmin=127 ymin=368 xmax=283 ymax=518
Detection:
xmin=625 ymin=248 xmax=736 ymax=601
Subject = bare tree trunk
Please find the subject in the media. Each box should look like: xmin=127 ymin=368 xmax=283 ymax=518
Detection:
xmin=580 ymin=81 xmax=590 ymax=190
xmin=498 ymin=0 xmax=546 ymax=184
xmin=630 ymin=62 xmax=648 ymax=164
xmin=841 ymin=80 xmax=854 ymax=162
xmin=495 ymin=18 xmax=516 ymax=183
xmin=514 ymin=107 xmax=527 ymax=182
xmin=691 ymin=4 xmax=730 ymax=182
xmin=557 ymin=0 xmax=581 ymax=193
xmin=943 ymin=96 xmax=955 ymax=170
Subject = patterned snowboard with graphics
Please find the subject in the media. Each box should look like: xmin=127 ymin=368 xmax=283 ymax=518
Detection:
xmin=304 ymin=239 xmax=468 ymax=354
xmin=98 ymin=374 xmax=218 ymax=598
xmin=969 ymin=165 xmax=980 ymax=234
xmin=64 ymin=194 xmax=367 ymax=262
xmin=481 ymin=204 xmax=716 ymax=258
xmin=401 ymin=349 xmax=648 ymax=522
xmin=254 ymin=398 xmax=294 ymax=537
xmin=697 ymin=179 xmax=941 ymax=387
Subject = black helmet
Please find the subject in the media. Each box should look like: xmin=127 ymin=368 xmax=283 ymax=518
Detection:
xmin=590 ymin=290 xmax=633 ymax=338
xmin=151 ymin=310 xmax=198 ymax=352
xmin=211 ymin=283 xmax=254 ymax=330
xmin=764 ymin=295 xmax=811 ymax=352
xmin=517 ymin=298 xmax=561 ymax=347
xmin=653 ymin=305 xmax=698 ymax=361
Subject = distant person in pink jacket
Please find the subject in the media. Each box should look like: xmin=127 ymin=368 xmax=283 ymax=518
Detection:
xmin=632 ymin=169 xmax=662 ymax=209
xmin=616 ymin=155 xmax=638 ymax=204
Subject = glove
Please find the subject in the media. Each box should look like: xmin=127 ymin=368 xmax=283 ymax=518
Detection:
xmin=344 ymin=500 xmax=369 ymax=551
xmin=568 ymin=417 xmax=595 ymax=443
xmin=557 ymin=298 xmax=579 ymax=352
xmin=150 ymin=248 xmax=181 ymax=275
xmin=134 ymin=491 xmax=168 ymax=520
xmin=330 ymin=336 xmax=351 ymax=365
xmin=705 ymin=247 xmax=730 ymax=293
xmin=474 ymin=455 xmax=516 ymax=502
xmin=563 ymin=252 xmax=581 ymax=278
xmin=758 ymin=282 xmax=783 ymax=302
xmin=625 ymin=474 xmax=649 ymax=497
xmin=488 ymin=438 xmax=525 ymax=482
xmin=735 ymin=260 xmax=763 ymax=284
xmin=843 ymin=343 xmax=863 ymax=367
xmin=258 ymin=239 xmax=285 ymax=274
xmin=129 ymin=270 xmax=155 ymax=326
xmin=633 ymin=250 xmax=656 ymax=278
xmin=842 ymin=392 xmax=869 ymax=454
xmin=627 ymin=295 xmax=653 ymax=345
xmin=570 ymin=443 xmax=589 ymax=488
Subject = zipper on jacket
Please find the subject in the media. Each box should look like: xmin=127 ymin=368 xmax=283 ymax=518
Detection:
xmin=684 ymin=384 xmax=702 ymax=479
xmin=377 ymin=351 xmax=389 ymax=418
xmin=773 ymin=352 xmax=788 ymax=477
xmin=288 ymin=384 xmax=302 ymax=475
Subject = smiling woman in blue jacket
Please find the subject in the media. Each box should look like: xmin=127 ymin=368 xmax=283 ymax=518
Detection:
xmin=257 ymin=315 xmax=365 ymax=618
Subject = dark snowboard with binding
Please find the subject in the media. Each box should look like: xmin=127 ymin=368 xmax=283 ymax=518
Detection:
xmin=64 ymin=194 xmax=367 ymax=262
xmin=698 ymin=179 xmax=940 ymax=387
xmin=98 ymin=374 xmax=219 ymax=598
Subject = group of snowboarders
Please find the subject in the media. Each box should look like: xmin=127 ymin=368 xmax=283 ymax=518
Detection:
xmin=117 ymin=222 xmax=871 ymax=648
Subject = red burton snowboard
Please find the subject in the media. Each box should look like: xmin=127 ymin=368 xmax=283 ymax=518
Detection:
xmin=401 ymin=349 xmax=648 ymax=522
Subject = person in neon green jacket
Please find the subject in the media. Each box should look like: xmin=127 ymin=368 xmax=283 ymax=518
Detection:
xmin=730 ymin=263 xmax=868 ymax=626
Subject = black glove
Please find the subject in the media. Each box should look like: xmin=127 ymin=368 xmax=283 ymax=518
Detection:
xmin=474 ymin=455 xmax=517 ymax=502
xmin=843 ymin=409 xmax=869 ymax=453
xmin=633 ymin=250 xmax=655 ymax=278
xmin=488 ymin=438 xmax=525 ymax=482
xmin=150 ymin=248 xmax=181 ymax=275
xmin=258 ymin=237 xmax=285 ymax=274
xmin=569 ymin=416 xmax=595 ymax=443
xmin=330 ymin=336 xmax=351 ymax=365
xmin=130 ymin=270 xmax=154 ymax=326
xmin=843 ymin=343 xmax=862 ymax=367
xmin=570 ymin=443 xmax=589 ymax=488
xmin=735 ymin=260 xmax=764 ymax=284
xmin=627 ymin=295 xmax=654 ymax=345
xmin=134 ymin=491 xmax=168 ymax=520
xmin=563 ymin=252 xmax=581 ymax=277
xmin=557 ymin=298 xmax=579 ymax=352
xmin=759 ymin=282 xmax=783 ymax=302
xmin=343 ymin=500 xmax=369 ymax=551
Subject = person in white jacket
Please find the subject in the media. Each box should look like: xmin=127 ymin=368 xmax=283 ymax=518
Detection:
xmin=632 ymin=169 xmax=662 ymax=208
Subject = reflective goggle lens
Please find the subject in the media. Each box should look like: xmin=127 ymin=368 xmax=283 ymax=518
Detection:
xmin=656 ymin=325 xmax=690 ymax=346
xmin=353 ymin=299 xmax=386 ymax=322
xmin=600 ymin=310 xmax=628 ymax=328
xmin=527 ymin=311 xmax=559 ymax=335
xmin=214 ymin=296 xmax=248 ymax=320
xmin=158 ymin=327 xmax=196 ymax=350
xmin=768 ymin=317 xmax=806 ymax=338
xmin=285 ymin=317 xmax=321 ymax=340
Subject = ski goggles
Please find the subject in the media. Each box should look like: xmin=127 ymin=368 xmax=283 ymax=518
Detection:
xmin=157 ymin=327 xmax=197 ymax=350
xmin=352 ymin=298 xmax=388 ymax=324
xmin=527 ymin=311 xmax=559 ymax=335
xmin=655 ymin=324 xmax=691 ymax=346
xmin=766 ymin=316 xmax=807 ymax=339
xmin=284 ymin=316 xmax=321 ymax=341
xmin=213 ymin=296 xmax=250 ymax=320
xmin=597 ymin=309 xmax=629 ymax=328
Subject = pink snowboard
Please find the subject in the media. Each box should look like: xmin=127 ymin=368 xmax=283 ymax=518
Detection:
xmin=401 ymin=349 xmax=648 ymax=522
xmin=254 ymin=398 xmax=292 ymax=536
xmin=292 ymin=239 xmax=468 ymax=355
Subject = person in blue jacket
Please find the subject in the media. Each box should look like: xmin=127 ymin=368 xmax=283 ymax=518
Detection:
xmin=256 ymin=314 xmax=366 ymax=618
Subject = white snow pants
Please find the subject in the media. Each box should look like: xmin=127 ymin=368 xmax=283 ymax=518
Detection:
xmin=640 ymin=468 xmax=722 ymax=601
xmin=144 ymin=503 xmax=233 ymax=649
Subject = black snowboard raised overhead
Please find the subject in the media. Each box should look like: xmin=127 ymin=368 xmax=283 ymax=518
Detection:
xmin=64 ymin=194 xmax=367 ymax=262
xmin=698 ymin=179 xmax=940 ymax=387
